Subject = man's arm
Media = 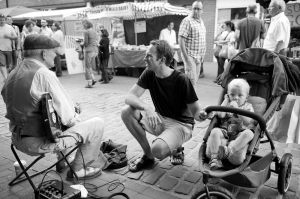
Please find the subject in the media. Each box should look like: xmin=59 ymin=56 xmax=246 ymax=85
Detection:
xmin=125 ymin=84 xmax=149 ymax=111
xmin=187 ymin=100 xmax=206 ymax=122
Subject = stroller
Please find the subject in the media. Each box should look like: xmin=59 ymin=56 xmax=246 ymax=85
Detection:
xmin=193 ymin=48 xmax=295 ymax=199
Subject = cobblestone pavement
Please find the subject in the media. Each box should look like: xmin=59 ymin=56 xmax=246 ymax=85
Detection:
xmin=0 ymin=63 xmax=299 ymax=199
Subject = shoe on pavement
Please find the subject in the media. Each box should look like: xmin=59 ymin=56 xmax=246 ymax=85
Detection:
xmin=129 ymin=155 xmax=155 ymax=172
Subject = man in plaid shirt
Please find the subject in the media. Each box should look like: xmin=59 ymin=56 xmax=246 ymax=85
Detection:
xmin=179 ymin=0 xmax=206 ymax=86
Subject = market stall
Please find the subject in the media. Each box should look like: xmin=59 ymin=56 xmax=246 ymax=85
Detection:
xmin=85 ymin=2 xmax=190 ymax=70
xmin=13 ymin=7 xmax=89 ymax=75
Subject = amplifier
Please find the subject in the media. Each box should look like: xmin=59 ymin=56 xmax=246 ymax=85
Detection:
xmin=36 ymin=180 xmax=81 ymax=199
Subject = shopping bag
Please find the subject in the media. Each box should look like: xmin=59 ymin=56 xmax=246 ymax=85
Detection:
xmin=267 ymin=95 xmax=300 ymax=144
xmin=214 ymin=45 xmax=222 ymax=57
xmin=227 ymin=44 xmax=238 ymax=59
xmin=219 ymin=44 xmax=228 ymax=59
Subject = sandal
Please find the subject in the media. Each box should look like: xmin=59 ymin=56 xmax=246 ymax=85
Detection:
xmin=128 ymin=155 xmax=155 ymax=172
xmin=66 ymin=167 xmax=102 ymax=181
xmin=170 ymin=147 xmax=184 ymax=165
xmin=209 ymin=158 xmax=223 ymax=170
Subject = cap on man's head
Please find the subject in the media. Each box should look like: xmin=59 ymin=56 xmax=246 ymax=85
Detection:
xmin=23 ymin=34 xmax=60 ymax=50
xmin=41 ymin=19 xmax=47 ymax=23
xmin=247 ymin=4 xmax=257 ymax=14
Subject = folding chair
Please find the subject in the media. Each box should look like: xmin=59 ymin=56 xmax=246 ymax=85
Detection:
xmin=8 ymin=93 xmax=81 ymax=196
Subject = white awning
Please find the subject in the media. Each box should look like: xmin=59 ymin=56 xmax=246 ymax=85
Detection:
xmin=13 ymin=7 xmax=88 ymax=20
xmin=86 ymin=2 xmax=191 ymax=20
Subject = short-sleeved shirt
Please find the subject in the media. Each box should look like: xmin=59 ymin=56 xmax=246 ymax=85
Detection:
xmin=263 ymin=12 xmax=290 ymax=52
xmin=137 ymin=69 xmax=198 ymax=125
xmin=178 ymin=15 xmax=206 ymax=60
xmin=0 ymin=24 xmax=17 ymax=51
xmin=237 ymin=16 xmax=266 ymax=50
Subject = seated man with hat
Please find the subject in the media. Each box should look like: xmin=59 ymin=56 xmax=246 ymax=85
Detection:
xmin=1 ymin=34 xmax=108 ymax=180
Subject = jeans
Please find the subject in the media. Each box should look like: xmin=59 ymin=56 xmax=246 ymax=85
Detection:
xmin=216 ymin=56 xmax=226 ymax=77
xmin=100 ymin=57 xmax=109 ymax=83
xmin=84 ymin=51 xmax=97 ymax=81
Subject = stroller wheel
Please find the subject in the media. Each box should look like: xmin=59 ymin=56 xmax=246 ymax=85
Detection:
xmin=191 ymin=185 xmax=235 ymax=199
xmin=277 ymin=153 xmax=293 ymax=194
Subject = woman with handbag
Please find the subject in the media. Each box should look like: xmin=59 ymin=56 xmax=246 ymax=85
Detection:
xmin=214 ymin=21 xmax=236 ymax=82
xmin=214 ymin=23 xmax=228 ymax=82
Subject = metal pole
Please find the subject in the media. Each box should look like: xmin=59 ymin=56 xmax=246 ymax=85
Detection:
xmin=5 ymin=0 xmax=9 ymax=8
xmin=135 ymin=12 xmax=137 ymax=45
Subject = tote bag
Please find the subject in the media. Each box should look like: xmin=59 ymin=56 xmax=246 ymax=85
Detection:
xmin=227 ymin=43 xmax=238 ymax=59
xmin=214 ymin=45 xmax=222 ymax=57
xmin=219 ymin=44 xmax=228 ymax=59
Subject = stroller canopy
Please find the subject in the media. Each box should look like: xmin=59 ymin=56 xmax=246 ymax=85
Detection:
xmin=221 ymin=48 xmax=300 ymax=97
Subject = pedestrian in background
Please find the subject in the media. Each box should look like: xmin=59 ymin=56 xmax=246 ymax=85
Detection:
xmin=215 ymin=21 xmax=236 ymax=80
xmin=263 ymin=0 xmax=290 ymax=55
xmin=98 ymin=28 xmax=111 ymax=84
xmin=21 ymin=20 xmax=38 ymax=51
xmin=6 ymin=15 xmax=21 ymax=71
xmin=52 ymin=21 xmax=65 ymax=77
xmin=179 ymin=0 xmax=206 ymax=86
xmin=159 ymin=21 xmax=177 ymax=48
xmin=0 ymin=14 xmax=17 ymax=81
xmin=39 ymin=19 xmax=53 ymax=38
xmin=213 ymin=23 xmax=229 ymax=82
xmin=82 ymin=19 xmax=98 ymax=88
xmin=235 ymin=4 xmax=266 ymax=51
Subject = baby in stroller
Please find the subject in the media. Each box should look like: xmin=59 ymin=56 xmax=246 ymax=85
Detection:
xmin=206 ymin=78 xmax=255 ymax=170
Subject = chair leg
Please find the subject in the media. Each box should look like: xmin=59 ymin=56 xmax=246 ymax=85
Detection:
xmin=9 ymin=143 xmax=80 ymax=189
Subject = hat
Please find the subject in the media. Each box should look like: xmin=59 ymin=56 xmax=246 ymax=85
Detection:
xmin=23 ymin=34 xmax=60 ymax=50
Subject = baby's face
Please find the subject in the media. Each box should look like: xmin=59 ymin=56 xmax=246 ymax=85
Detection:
xmin=228 ymin=85 xmax=248 ymax=106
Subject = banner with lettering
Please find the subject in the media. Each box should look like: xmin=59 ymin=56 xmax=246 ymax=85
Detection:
xmin=286 ymin=3 xmax=300 ymax=27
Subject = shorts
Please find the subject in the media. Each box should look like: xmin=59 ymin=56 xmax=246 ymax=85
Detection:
xmin=139 ymin=111 xmax=193 ymax=153
xmin=0 ymin=51 xmax=12 ymax=68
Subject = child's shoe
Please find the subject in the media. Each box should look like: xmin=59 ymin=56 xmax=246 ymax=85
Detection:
xmin=209 ymin=158 xmax=223 ymax=170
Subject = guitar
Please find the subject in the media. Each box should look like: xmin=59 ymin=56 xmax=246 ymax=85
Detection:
xmin=41 ymin=93 xmax=63 ymax=143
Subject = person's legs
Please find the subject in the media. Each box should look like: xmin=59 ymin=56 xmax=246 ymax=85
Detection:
xmin=183 ymin=55 xmax=197 ymax=86
xmin=121 ymin=106 xmax=155 ymax=159
xmin=54 ymin=54 xmax=62 ymax=77
xmin=217 ymin=57 xmax=226 ymax=76
xmin=84 ymin=51 xmax=96 ymax=87
xmin=199 ymin=59 xmax=204 ymax=78
xmin=100 ymin=58 xmax=109 ymax=83
xmin=226 ymin=129 xmax=254 ymax=165
xmin=0 ymin=51 xmax=8 ymax=81
xmin=205 ymin=128 xmax=227 ymax=159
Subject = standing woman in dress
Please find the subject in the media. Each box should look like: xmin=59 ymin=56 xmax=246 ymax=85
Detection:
xmin=99 ymin=28 xmax=111 ymax=84
xmin=82 ymin=19 xmax=98 ymax=88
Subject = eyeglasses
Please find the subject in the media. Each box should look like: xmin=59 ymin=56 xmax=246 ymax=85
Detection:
xmin=193 ymin=7 xmax=202 ymax=10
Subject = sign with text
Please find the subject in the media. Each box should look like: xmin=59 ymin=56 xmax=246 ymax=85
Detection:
xmin=286 ymin=3 xmax=300 ymax=27
xmin=134 ymin=21 xmax=146 ymax=33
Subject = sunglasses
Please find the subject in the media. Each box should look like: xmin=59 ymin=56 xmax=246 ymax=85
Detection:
xmin=193 ymin=7 xmax=202 ymax=10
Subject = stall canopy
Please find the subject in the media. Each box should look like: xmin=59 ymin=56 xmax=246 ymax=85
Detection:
xmin=85 ymin=2 xmax=191 ymax=20
xmin=12 ymin=7 xmax=88 ymax=21
xmin=0 ymin=6 xmax=38 ymax=17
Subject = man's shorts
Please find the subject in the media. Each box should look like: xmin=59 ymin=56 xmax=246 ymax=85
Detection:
xmin=139 ymin=111 xmax=193 ymax=153
xmin=0 ymin=51 xmax=13 ymax=68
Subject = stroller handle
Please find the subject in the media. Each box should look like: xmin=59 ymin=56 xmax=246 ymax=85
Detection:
xmin=205 ymin=106 xmax=266 ymax=131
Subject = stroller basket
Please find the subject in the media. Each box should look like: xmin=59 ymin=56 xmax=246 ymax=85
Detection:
xmin=222 ymin=152 xmax=273 ymax=188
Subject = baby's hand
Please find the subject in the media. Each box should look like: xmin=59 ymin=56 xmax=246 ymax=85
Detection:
xmin=229 ymin=101 xmax=238 ymax=108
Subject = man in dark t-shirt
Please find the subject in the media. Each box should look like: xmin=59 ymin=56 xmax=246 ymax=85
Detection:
xmin=235 ymin=4 xmax=266 ymax=51
xmin=121 ymin=40 xmax=206 ymax=172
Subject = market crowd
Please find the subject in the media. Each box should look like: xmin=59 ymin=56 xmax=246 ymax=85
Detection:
xmin=0 ymin=0 xmax=294 ymax=181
